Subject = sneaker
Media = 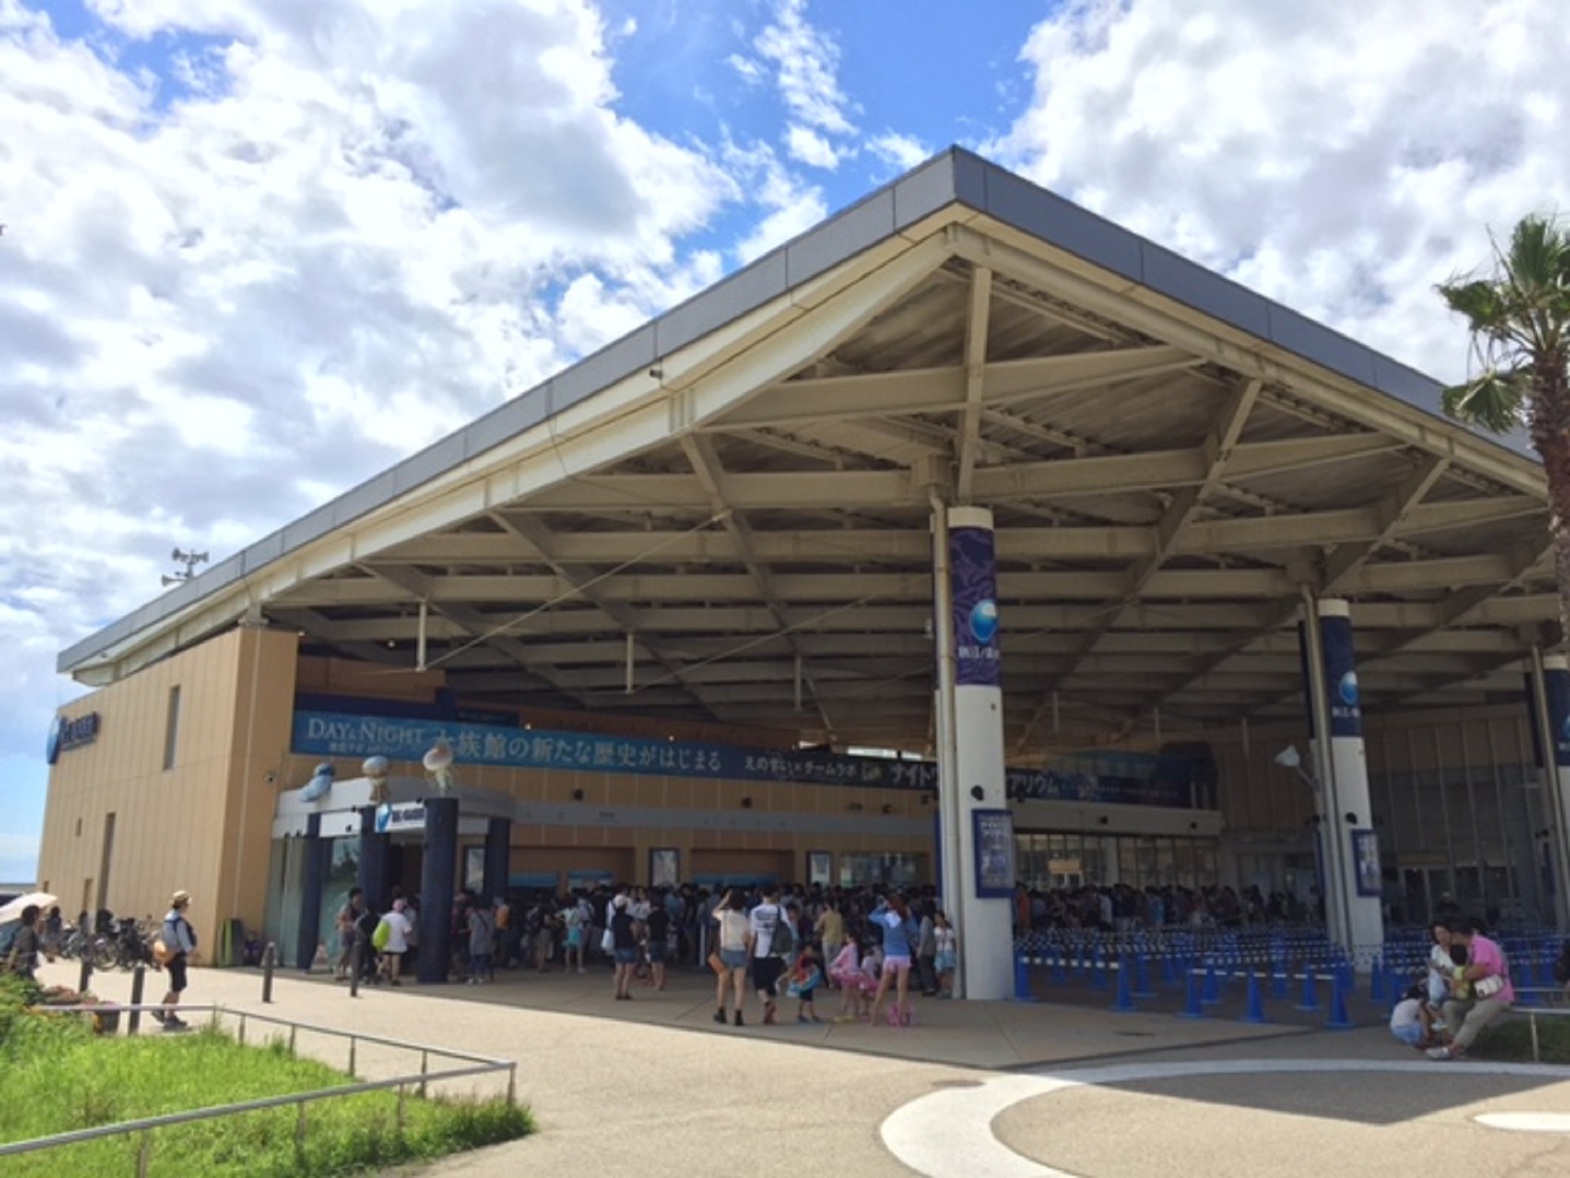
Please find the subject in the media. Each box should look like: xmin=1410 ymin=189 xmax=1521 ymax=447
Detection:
xmin=810 ymin=1015 xmax=824 ymax=1023
xmin=733 ymin=1011 xmax=744 ymax=1026
xmin=1431 ymin=1020 xmax=1447 ymax=1033
xmin=714 ymin=1008 xmax=728 ymax=1024
xmin=797 ymin=1014 xmax=812 ymax=1023
xmin=149 ymin=1009 xmax=167 ymax=1025
xmin=1426 ymin=1046 xmax=1455 ymax=1061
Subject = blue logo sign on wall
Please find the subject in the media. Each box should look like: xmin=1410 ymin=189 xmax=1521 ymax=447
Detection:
xmin=969 ymin=599 xmax=998 ymax=644
xmin=1338 ymin=671 xmax=1359 ymax=708
xmin=46 ymin=711 xmax=101 ymax=765
xmin=375 ymin=803 xmax=392 ymax=833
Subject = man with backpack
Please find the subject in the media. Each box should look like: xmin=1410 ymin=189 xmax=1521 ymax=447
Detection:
xmin=747 ymin=885 xmax=791 ymax=1025
xmin=155 ymin=890 xmax=197 ymax=1030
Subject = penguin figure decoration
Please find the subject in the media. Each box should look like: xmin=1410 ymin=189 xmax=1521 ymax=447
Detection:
xmin=299 ymin=762 xmax=336 ymax=802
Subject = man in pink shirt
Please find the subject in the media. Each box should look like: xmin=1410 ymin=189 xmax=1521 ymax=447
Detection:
xmin=1429 ymin=918 xmax=1514 ymax=1061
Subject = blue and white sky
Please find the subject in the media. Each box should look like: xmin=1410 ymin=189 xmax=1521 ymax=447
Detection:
xmin=2 ymin=0 xmax=1568 ymax=881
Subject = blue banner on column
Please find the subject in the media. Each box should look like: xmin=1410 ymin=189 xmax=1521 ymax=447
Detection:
xmin=1531 ymin=668 xmax=1570 ymax=768
xmin=1319 ymin=614 xmax=1362 ymax=738
xmin=950 ymin=525 xmax=1000 ymax=687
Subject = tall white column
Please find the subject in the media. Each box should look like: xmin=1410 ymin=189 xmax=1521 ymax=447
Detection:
xmin=1300 ymin=597 xmax=1385 ymax=960
xmin=934 ymin=505 xmax=1013 ymax=1000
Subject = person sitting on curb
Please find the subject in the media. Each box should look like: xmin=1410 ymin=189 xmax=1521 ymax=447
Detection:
xmin=1428 ymin=918 xmax=1513 ymax=1061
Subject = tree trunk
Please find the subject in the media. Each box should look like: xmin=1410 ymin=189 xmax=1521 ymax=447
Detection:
xmin=1528 ymin=353 xmax=1570 ymax=649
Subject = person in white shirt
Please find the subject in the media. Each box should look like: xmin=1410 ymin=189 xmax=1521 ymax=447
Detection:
xmin=1389 ymin=983 xmax=1430 ymax=1050
xmin=379 ymin=899 xmax=413 ymax=986
xmin=747 ymin=886 xmax=788 ymax=1025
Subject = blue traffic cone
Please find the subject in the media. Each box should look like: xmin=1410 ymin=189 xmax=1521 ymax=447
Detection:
xmin=1240 ymin=972 xmax=1269 ymax=1024
xmin=1133 ymin=953 xmax=1155 ymax=999
xmin=1092 ymin=949 xmax=1110 ymax=990
xmin=1177 ymin=969 xmax=1205 ymax=1019
xmin=1111 ymin=955 xmax=1136 ymax=1013
xmin=1013 ymin=953 xmax=1038 ymax=1003
xmin=1324 ymin=975 xmax=1354 ymax=1030
xmin=1296 ymin=970 xmax=1320 ymax=1012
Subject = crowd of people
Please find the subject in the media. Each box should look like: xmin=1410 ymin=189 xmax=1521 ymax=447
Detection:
xmin=1011 ymin=882 xmax=1317 ymax=934
xmin=327 ymin=880 xmax=960 ymax=1028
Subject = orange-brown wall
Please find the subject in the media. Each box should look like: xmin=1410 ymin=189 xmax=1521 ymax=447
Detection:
xmin=39 ymin=625 xmax=299 ymax=951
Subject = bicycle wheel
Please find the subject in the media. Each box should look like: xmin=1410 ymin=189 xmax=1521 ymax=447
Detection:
xmin=90 ymin=937 xmax=116 ymax=972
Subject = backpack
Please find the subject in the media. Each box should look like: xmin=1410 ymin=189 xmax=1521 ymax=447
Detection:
xmin=153 ymin=918 xmax=181 ymax=965
xmin=771 ymin=908 xmax=794 ymax=958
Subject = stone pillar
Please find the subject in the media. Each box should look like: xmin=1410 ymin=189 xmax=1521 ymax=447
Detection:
xmin=1525 ymin=650 xmax=1570 ymax=928
xmin=1298 ymin=596 xmax=1384 ymax=959
xmin=417 ymin=797 xmax=459 ymax=984
xmin=296 ymin=813 xmax=327 ymax=972
xmin=934 ymin=505 xmax=1013 ymax=1000
xmin=483 ymin=817 xmax=512 ymax=904
xmin=356 ymin=806 xmax=391 ymax=911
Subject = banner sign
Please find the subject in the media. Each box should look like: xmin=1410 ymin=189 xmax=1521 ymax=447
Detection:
xmin=949 ymin=525 xmax=1000 ymax=687
xmin=1534 ymin=668 xmax=1570 ymax=768
xmin=292 ymin=709 xmax=1197 ymax=808
xmin=1319 ymin=614 xmax=1362 ymax=738
xmin=973 ymin=809 xmax=1016 ymax=897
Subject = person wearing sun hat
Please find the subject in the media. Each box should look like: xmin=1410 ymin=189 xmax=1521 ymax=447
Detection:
xmin=156 ymin=890 xmax=198 ymax=1030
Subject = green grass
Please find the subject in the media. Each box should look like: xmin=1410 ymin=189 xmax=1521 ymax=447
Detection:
xmin=1466 ymin=1011 xmax=1570 ymax=1064
xmin=0 ymin=977 xmax=532 ymax=1177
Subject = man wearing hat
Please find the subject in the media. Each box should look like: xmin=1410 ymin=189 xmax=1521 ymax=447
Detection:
xmin=156 ymin=890 xmax=198 ymax=1030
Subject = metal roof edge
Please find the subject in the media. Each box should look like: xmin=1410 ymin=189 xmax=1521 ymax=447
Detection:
xmin=58 ymin=146 xmax=1538 ymax=675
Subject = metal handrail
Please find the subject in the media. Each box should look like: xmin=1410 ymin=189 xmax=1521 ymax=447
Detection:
xmin=1 ymin=1004 xmax=519 ymax=1163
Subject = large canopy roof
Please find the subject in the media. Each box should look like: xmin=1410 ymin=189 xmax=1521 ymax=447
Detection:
xmin=62 ymin=149 xmax=1556 ymax=758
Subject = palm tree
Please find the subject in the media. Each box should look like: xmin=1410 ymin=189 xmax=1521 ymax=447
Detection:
xmin=1438 ymin=214 xmax=1570 ymax=642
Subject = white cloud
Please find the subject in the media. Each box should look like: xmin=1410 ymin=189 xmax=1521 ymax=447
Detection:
xmin=0 ymin=0 xmax=767 ymax=871
xmin=989 ymin=0 xmax=1570 ymax=382
xmin=785 ymin=124 xmax=841 ymax=170
xmin=725 ymin=141 xmax=828 ymax=264
xmin=868 ymin=132 xmax=931 ymax=173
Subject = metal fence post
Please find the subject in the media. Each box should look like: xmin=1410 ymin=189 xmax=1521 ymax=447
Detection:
xmin=262 ymin=943 xmax=276 ymax=1004
xmin=128 ymin=965 xmax=146 ymax=1036
xmin=419 ymin=1050 xmax=429 ymax=1098
xmin=349 ymin=940 xmax=361 ymax=999
xmin=347 ymin=1035 xmax=356 ymax=1079
xmin=78 ymin=955 xmax=93 ymax=996
xmin=136 ymin=1132 xmax=152 ymax=1178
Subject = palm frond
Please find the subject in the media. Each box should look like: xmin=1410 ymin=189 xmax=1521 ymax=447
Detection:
xmin=1441 ymin=370 xmax=1529 ymax=434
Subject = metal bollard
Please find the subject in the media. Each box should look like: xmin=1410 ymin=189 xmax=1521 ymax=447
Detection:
xmin=78 ymin=955 xmax=94 ymax=995
xmin=129 ymin=964 xmax=146 ymax=1035
xmin=262 ymin=943 xmax=277 ymax=1004
xmin=349 ymin=940 xmax=362 ymax=998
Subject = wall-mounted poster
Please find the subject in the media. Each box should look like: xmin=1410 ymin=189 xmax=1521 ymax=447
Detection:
xmin=807 ymin=851 xmax=832 ymax=888
xmin=1352 ymin=829 xmax=1382 ymax=897
xmin=972 ymin=809 xmax=1016 ymax=898
xmin=650 ymin=848 xmax=679 ymax=889
xmin=464 ymin=846 xmax=485 ymax=895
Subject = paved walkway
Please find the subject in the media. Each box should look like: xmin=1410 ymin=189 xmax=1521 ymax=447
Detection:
xmin=36 ymin=959 xmax=1570 ymax=1176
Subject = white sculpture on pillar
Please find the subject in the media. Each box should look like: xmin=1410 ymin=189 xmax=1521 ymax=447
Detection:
xmin=362 ymin=755 xmax=390 ymax=804
xmin=423 ymin=738 xmax=455 ymax=793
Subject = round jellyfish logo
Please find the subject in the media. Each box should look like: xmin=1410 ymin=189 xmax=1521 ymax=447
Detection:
xmin=970 ymin=599 xmax=999 ymax=644
xmin=1338 ymin=671 xmax=1360 ymax=708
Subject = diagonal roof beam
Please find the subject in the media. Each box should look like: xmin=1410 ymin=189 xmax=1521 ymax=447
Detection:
xmin=681 ymin=434 xmax=838 ymax=742
xmin=1322 ymin=455 xmax=1449 ymax=594
xmin=1010 ymin=380 xmax=1263 ymax=754
xmin=491 ymin=512 xmax=712 ymax=713
xmin=359 ymin=564 xmax=589 ymax=704
xmin=956 ymin=266 xmax=994 ymax=500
